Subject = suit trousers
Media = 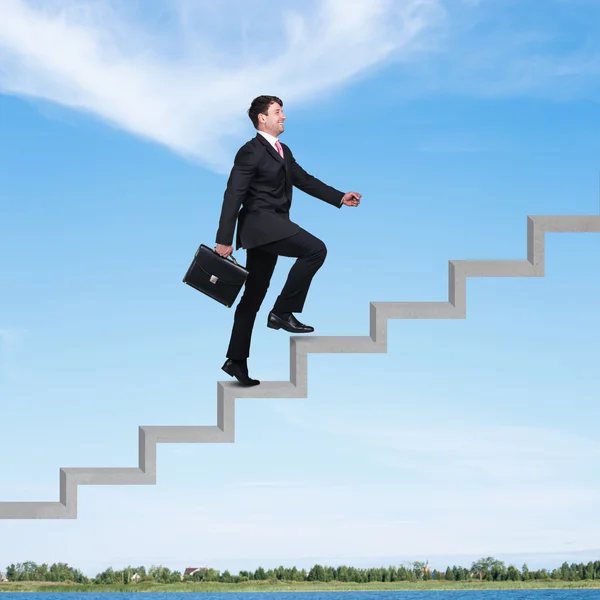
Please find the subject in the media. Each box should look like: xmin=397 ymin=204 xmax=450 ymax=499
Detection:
xmin=226 ymin=227 xmax=327 ymax=360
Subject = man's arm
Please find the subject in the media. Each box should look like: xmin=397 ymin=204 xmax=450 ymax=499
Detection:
xmin=290 ymin=151 xmax=344 ymax=208
xmin=215 ymin=145 xmax=257 ymax=246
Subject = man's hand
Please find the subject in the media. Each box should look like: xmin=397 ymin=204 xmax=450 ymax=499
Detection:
xmin=342 ymin=192 xmax=361 ymax=207
xmin=215 ymin=243 xmax=233 ymax=258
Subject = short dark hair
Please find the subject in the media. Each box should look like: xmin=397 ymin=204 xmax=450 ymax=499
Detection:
xmin=248 ymin=95 xmax=283 ymax=129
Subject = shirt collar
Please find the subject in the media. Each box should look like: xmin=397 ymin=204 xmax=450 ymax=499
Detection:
xmin=257 ymin=130 xmax=280 ymax=147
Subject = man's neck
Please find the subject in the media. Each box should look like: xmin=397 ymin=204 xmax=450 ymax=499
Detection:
xmin=258 ymin=129 xmax=278 ymax=141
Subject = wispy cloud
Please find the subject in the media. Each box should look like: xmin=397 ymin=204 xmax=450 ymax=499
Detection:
xmin=2 ymin=1 xmax=599 ymax=172
xmin=0 ymin=0 xmax=444 ymax=173
xmin=0 ymin=327 xmax=28 ymax=383
xmin=2 ymin=473 xmax=598 ymax=575
xmin=271 ymin=402 xmax=600 ymax=484
xmin=404 ymin=0 xmax=600 ymax=100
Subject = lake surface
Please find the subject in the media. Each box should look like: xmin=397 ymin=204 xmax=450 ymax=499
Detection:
xmin=2 ymin=592 xmax=600 ymax=600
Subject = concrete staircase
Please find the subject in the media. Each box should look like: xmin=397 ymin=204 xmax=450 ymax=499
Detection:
xmin=1 ymin=215 xmax=598 ymax=519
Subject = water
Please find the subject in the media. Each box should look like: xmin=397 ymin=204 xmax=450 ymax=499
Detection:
xmin=1 ymin=592 xmax=600 ymax=600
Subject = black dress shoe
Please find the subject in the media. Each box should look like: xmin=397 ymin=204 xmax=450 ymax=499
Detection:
xmin=221 ymin=359 xmax=260 ymax=386
xmin=267 ymin=311 xmax=314 ymax=333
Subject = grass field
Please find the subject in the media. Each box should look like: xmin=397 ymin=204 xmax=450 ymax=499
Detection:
xmin=2 ymin=579 xmax=600 ymax=592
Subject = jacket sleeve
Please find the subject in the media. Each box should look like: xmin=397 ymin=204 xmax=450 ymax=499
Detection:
xmin=290 ymin=151 xmax=344 ymax=208
xmin=215 ymin=144 xmax=257 ymax=245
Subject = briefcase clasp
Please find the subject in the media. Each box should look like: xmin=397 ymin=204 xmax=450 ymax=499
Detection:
xmin=210 ymin=275 xmax=218 ymax=284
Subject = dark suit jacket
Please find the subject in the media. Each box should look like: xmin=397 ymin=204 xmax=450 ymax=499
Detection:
xmin=215 ymin=133 xmax=344 ymax=250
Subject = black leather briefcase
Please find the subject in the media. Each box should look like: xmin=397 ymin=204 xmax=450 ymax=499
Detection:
xmin=183 ymin=244 xmax=248 ymax=307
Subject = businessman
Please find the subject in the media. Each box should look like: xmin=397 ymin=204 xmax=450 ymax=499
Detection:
xmin=214 ymin=95 xmax=361 ymax=386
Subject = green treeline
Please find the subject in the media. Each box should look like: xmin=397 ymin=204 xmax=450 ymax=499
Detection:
xmin=3 ymin=557 xmax=600 ymax=585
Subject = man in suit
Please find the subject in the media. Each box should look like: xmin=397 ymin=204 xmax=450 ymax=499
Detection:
xmin=214 ymin=95 xmax=361 ymax=386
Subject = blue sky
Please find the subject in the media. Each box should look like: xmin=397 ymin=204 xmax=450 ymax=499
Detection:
xmin=1 ymin=0 xmax=599 ymax=579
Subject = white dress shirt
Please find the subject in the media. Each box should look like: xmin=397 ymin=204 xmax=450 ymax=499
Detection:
xmin=257 ymin=130 xmax=281 ymax=152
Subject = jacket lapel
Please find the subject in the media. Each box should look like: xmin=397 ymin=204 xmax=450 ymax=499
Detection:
xmin=256 ymin=133 xmax=287 ymax=172
xmin=255 ymin=133 xmax=291 ymax=201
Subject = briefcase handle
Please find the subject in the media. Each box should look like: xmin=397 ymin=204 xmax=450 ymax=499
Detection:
xmin=213 ymin=246 xmax=240 ymax=266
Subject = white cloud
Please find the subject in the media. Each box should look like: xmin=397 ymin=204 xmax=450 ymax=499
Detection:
xmin=0 ymin=0 xmax=445 ymax=173
xmin=0 ymin=327 xmax=29 ymax=383
xmin=2 ymin=0 xmax=599 ymax=172
xmin=353 ymin=0 xmax=600 ymax=105
xmin=3 ymin=478 xmax=596 ymax=576
xmin=271 ymin=402 xmax=600 ymax=484
xmin=1 ymin=471 xmax=599 ymax=576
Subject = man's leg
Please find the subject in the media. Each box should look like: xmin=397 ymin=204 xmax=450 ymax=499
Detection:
xmin=226 ymin=247 xmax=278 ymax=360
xmin=259 ymin=228 xmax=327 ymax=316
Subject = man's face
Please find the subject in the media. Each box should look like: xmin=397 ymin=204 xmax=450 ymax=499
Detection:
xmin=260 ymin=102 xmax=286 ymax=136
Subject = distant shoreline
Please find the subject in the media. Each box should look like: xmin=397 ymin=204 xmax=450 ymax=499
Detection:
xmin=2 ymin=580 xmax=600 ymax=592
